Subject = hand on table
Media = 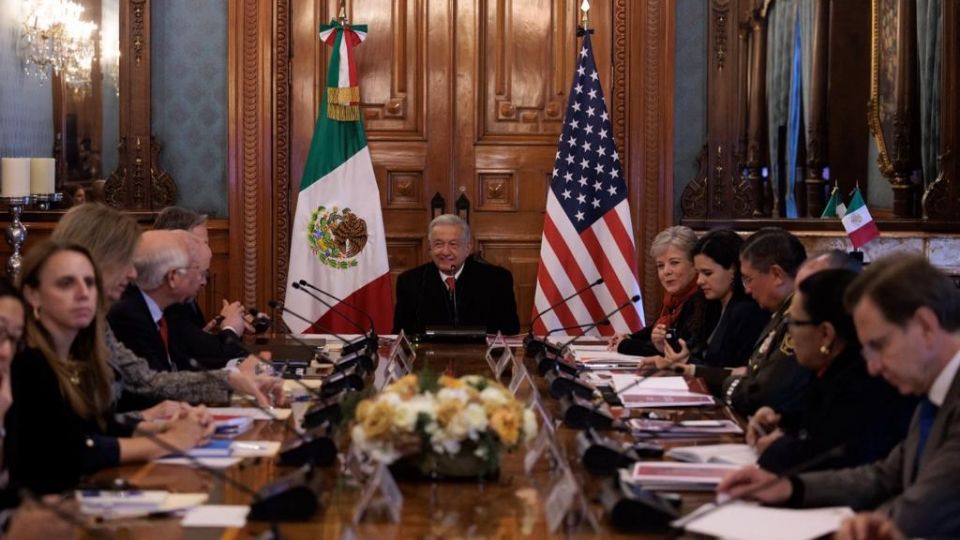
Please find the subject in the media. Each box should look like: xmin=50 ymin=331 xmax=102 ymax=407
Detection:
xmin=746 ymin=406 xmax=781 ymax=448
xmin=716 ymin=465 xmax=792 ymax=504
xmin=650 ymin=324 xmax=667 ymax=353
xmin=834 ymin=513 xmax=905 ymax=540
xmin=608 ymin=333 xmax=629 ymax=351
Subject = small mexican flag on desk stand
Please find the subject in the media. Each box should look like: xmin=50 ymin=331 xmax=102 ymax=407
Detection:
xmin=840 ymin=187 xmax=880 ymax=249
xmin=283 ymin=18 xmax=393 ymax=334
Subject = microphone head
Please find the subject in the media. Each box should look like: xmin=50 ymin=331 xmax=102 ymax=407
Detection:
xmin=598 ymin=319 xmax=610 ymax=326
xmin=292 ymin=282 xmax=301 ymax=289
xmin=594 ymin=277 xmax=604 ymax=285
xmin=268 ymin=299 xmax=282 ymax=309
xmin=631 ymin=295 xmax=641 ymax=302
xmin=298 ymin=279 xmax=307 ymax=286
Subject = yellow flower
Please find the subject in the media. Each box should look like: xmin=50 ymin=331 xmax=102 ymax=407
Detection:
xmin=490 ymin=408 xmax=520 ymax=446
xmin=436 ymin=398 xmax=463 ymax=428
xmin=355 ymin=400 xmax=373 ymax=422
xmin=439 ymin=375 xmax=465 ymax=389
xmin=361 ymin=401 xmax=394 ymax=439
xmin=385 ymin=374 xmax=419 ymax=398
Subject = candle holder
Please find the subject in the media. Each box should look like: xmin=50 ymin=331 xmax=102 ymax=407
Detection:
xmin=2 ymin=196 xmax=32 ymax=281
xmin=31 ymin=192 xmax=63 ymax=211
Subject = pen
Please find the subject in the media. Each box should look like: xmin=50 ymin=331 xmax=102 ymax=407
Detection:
xmin=751 ymin=421 xmax=769 ymax=439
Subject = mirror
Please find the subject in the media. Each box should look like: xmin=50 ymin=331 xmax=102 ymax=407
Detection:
xmin=51 ymin=0 xmax=119 ymax=198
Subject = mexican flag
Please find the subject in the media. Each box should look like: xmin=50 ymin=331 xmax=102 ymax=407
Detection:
xmin=284 ymin=20 xmax=393 ymax=334
xmin=840 ymin=187 xmax=880 ymax=249
xmin=820 ymin=187 xmax=847 ymax=219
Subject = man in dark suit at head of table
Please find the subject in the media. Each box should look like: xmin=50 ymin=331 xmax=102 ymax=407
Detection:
xmin=392 ymin=214 xmax=520 ymax=336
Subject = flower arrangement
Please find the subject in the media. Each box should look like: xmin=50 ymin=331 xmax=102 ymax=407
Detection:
xmin=350 ymin=373 xmax=538 ymax=476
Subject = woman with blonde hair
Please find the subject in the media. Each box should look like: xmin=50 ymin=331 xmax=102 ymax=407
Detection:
xmin=4 ymin=241 xmax=211 ymax=495
xmin=611 ymin=226 xmax=719 ymax=366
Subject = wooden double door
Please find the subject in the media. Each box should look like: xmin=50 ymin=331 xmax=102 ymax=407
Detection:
xmin=290 ymin=0 xmax=619 ymax=330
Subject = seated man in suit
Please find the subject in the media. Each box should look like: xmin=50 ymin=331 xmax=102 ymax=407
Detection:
xmin=108 ymin=230 xmax=205 ymax=372
xmin=718 ymin=228 xmax=811 ymax=417
xmin=393 ymin=214 xmax=520 ymax=335
xmin=153 ymin=207 xmax=248 ymax=367
xmin=718 ymin=254 xmax=960 ymax=539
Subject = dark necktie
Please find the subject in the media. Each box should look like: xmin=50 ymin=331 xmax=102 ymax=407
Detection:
xmin=158 ymin=316 xmax=169 ymax=354
xmin=914 ymin=398 xmax=939 ymax=475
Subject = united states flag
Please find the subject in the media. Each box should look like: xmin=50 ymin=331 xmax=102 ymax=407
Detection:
xmin=531 ymin=32 xmax=644 ymax=336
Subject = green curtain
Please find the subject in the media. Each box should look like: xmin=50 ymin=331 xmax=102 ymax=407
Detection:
xmin=917 ymin=0 xmax=941 ymax=187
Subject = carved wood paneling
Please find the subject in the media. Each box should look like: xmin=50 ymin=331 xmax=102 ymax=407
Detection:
xmin=353 ymin=0 xmax=425 ymax=138
xmin=232 ymin=1 xmax=673 ymax=328
xmin=624 ymin=0 xmax=675 ymax=321
xmin=477 ymin=0 xmax=573 ymax=141
xmin=476 ymin=171 xmax=517 ymax=212
xmin=385 ymin=170 xmax=424 ymax=208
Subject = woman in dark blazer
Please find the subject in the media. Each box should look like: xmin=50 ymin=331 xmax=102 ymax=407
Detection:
xmin=747 ymin=269 xmax=916 ymax=474
xmin=666 ymin=230 xmax=770 ymax=389
xmin=612 ymin=226 xmax=719 ymax=364
xmin=4 ymin=241 xmax=212 ymax=495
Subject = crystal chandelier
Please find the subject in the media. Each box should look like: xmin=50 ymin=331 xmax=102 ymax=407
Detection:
xmin=18 ymin=0 xmax=99 ymax=92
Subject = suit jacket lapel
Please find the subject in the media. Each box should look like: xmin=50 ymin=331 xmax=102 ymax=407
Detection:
xmin=914 ymin=367 xmax=960 ymax=480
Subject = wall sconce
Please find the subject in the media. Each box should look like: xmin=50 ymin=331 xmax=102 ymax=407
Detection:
xmin=455 ymin=193 xmax=470 ymax=223
xmin=430 ymin=192 xmax=445 ymax=219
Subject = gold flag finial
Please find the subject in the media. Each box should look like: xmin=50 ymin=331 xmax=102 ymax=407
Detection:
xmin=580 ymin=0 xmax=590 ymax=28
xmin=338 ymin=0 xmax=348 ymax=24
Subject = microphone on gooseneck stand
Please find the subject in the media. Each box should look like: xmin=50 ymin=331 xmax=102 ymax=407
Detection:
xmin=558 ymin=295 xmax=641 ymax=354
xmin=112 ymin=413 xmax=320 ymax=523
xmin=536 ymin=320 xmax=611 ymax=377
xmin=268 ymin=300 xmax=374 ymax=374
xmin=186 ymin=358 xmax=338 ymax=468
xmin=447 ymin=264 xmax=458 ymax=327
xmin=525 ymin=277 xmax=605 ymax=355
xmin=297 ymin=279 xmax=378 ymax=337
xmin=297 ymin=279 xmax=379 ymax=355
xmin=289 ymin=283 xmax=375 ymax=358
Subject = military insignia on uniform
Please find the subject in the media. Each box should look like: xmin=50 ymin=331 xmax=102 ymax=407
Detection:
xmin=780 ymin=333 xmax=795 ymax=354
xmin=758 ymin=330 xmax=775 ymax=355
xmin=307 ymin=206 xmax=368 ymax=270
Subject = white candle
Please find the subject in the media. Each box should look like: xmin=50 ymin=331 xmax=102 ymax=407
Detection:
xmin=1 ymin=158 xmax=31 ymax=198
xmin=30 ymin=158 xmax=56 ymax=194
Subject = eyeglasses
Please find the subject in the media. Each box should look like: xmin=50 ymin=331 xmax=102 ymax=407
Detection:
xmin=175 ymin=266 xmax=209 ymax=280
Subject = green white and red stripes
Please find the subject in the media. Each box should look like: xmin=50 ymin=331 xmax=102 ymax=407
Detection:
xmin=318 ymin=20 xmax=367 ymax=121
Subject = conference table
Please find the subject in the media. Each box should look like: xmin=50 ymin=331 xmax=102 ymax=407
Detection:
xmin=86 ymin=338 xmax=746 ymax=539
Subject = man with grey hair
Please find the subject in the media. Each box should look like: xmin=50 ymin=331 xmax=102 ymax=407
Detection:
xmin=108 ymin=230 xmax=204 ymax=372
xmin=393 ymin=214 xmax=520 ymax=335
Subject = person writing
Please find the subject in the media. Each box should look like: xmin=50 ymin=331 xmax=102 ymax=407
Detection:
xmin=718 ymin=255 xmax=960 ymax=538
xmin=4 ymin=241 xmax=213 ymax=495
xmin=746 ymin=269 xmax=915 ymax=473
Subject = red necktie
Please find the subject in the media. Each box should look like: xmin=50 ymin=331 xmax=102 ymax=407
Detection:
xmin=158 ymin=316 xmax=169 ymax=354
xmin=445 ymin=276 xmax=456 ymax=297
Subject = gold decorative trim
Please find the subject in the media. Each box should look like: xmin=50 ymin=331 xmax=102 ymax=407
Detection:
xmin=241 ymin=0 xmax=259 ymax=308
xmin=275 ymin=0 xmax=291 ymax=317
xmin=867 ymin=0 xmax=894 ymax=176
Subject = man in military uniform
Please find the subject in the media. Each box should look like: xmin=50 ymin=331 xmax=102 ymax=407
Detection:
xmin=721 ymin=228 xmax=810 ymax=417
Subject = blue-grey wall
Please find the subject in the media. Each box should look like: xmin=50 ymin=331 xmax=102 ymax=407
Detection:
xmin=0 ymin=0 xmax=53 ymax=159
xmin=151 ymin=0 xmax=228 ymax=217
xmin=673 ymin=0 xmax=707 ymax=223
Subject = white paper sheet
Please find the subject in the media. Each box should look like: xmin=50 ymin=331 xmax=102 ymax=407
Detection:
xmin=610 ymin=374 xmax=689 ymax=392
xmin=676 ymin=502 xmax=853 ymax=540
xmin=207 ymin=407 xmax=292 ymax=421
xmin=666 ymin=443 xmax=758 ymax=465
xmin=154 ymin=457 xmax=243 ymax=469
xmin=181 ymin=504 xmax=251 ymax=528
xmin=230 ymin=440 xmax=282 ymax=458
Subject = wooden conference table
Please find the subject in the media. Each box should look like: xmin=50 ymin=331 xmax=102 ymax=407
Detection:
xmin=86 ymin=339 xmax=745 ymax=539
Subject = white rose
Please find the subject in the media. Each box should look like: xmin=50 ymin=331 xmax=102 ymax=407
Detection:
xmin=392 ymin=402 xmax=418 ymax=432
xmin=462 ymin=403 xmax=489 ymax=439
xmin=522 ymin=408 xmax=538 ymax=443
xmin=480 ymin=387 xmax=508 ymax=406
xmin=437 ymin=387 xmax=469 ymax=404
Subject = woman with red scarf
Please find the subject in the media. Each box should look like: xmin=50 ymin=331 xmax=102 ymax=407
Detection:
xmin=610 ymin=226 xmax=718 ymax=365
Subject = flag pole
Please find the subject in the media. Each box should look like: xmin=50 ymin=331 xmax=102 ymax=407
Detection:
xmin=580 ymin=0 xmax=590 ymax=29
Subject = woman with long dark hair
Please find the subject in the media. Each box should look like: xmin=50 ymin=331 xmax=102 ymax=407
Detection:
xmin=4 ymin=241 xmax=211 ymax=495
